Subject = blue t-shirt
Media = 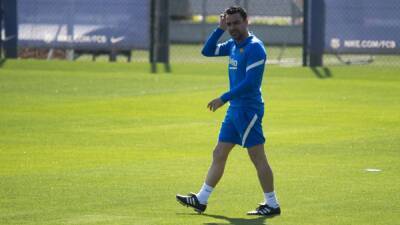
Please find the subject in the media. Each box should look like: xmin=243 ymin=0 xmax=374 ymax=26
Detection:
xmin=201 ymin=28 xmax=267 ymax=109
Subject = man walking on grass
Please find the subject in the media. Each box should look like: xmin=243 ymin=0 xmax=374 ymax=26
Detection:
xmin=176 ymin=6 xmax=281 ymax=217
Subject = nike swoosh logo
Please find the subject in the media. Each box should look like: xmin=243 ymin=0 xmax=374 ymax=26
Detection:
xmin=110 ymin=36 xmax=124 ymax=44
xmin=3 ymin=35 xmax=16 ymax=42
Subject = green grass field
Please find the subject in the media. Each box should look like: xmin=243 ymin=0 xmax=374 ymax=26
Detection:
xmin=1 ymin=60 xmax=399 ymax=225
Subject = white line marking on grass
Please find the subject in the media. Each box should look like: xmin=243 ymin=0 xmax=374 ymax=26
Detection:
xmin=365 ymin=168 xmax=382 ymax=172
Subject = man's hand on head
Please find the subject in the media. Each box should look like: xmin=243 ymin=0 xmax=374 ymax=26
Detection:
xmin=218 ymin=13 xmax=227 ymax=31
xmin=207 ymin=98 xmax=225 ymax=112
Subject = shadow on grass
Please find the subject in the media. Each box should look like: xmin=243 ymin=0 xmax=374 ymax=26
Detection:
xmin=0 ymin=58 xmax=6 ymax=68
xmin=310 ymin=67 xmax=332 ymax=79
xmin=202 ymin=213 xmax=271 ymax=225
xmin=176 ymin=212 xmax=274 ymax=225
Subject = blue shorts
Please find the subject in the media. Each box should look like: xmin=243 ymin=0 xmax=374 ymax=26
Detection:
xmin=218 ymin=106 xmax=265 ymax=148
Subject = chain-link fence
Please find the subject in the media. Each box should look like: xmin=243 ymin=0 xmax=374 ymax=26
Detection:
xmin=167 ymin=0 xmax=304 ymax=65
xmin=319 ymin=0 xmax=400 ymax=67
xmin=169 ymin=0 xmax=400 ymax=67
xmin=3 ymin=0 xmax=400 ymax=66
xmin=12 ymin=0 xmax=150 ymax=61
xmin=11 ymin=0 xmax=304 ymax=65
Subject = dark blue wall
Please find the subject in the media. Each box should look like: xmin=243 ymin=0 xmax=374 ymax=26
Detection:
xmin=18 ymin=0 xmax=150 ymax=50
xmin=324 ymin=0 xmax=400 ymax=54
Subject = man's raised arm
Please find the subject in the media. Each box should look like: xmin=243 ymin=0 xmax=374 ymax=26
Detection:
xmin=201 ymin=13 xmax=232 ymax=57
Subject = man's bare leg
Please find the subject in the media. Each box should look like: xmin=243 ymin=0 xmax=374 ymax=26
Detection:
xmin=247 ymin=144 xmax=279 ymax=209
xmin=192 ymin=142 xmax=235 ymax=205
xmin=175 ymin=142 xmax=235 ymax=213
xmin=247 ymin=144 xmax=274 ymax=192
xmin=205 ymin=142 xmax=236 ymax=187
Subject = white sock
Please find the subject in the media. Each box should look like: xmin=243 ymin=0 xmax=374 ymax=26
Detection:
xmin=264 ymin=191 xmax=279 ymax=208
xmin=196 ymin=183 xmax=214 ymax=205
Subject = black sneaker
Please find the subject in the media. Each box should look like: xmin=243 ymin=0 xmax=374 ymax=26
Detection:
xmin=247 ymin=203 xmax=281 ymax=217
xmin=176 ymin=192 xmax=207 ymax=213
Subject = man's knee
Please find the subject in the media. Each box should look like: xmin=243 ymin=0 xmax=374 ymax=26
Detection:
xmin=251 ymin=156 xmax=268 ymax=168
xmin=212 ymin=148 xmax=228 ymax=163
xmin=248 ymin=145 xmax=269 ymax=167
xmin=212 ymin=143 xmax=233 ymax=163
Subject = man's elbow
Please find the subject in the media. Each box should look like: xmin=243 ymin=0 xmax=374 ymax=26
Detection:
xmin=201 ymin=48 xmax=213 ymax=57
xmin=201 ymin=49 xmax=207 ymax=56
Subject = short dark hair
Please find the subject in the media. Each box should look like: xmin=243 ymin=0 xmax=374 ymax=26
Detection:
xmin=225 ymin=6 xmax=247 ymax=20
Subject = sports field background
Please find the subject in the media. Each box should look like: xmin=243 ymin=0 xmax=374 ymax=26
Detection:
xmin=73 ymin=44 xmax=400 ymax=67
xmin=0 ymin=59 xmax=399 ymax=225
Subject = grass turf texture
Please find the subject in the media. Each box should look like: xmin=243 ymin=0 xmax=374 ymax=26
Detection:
xmin=0 ymin=60 xmax=399 ymax=225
